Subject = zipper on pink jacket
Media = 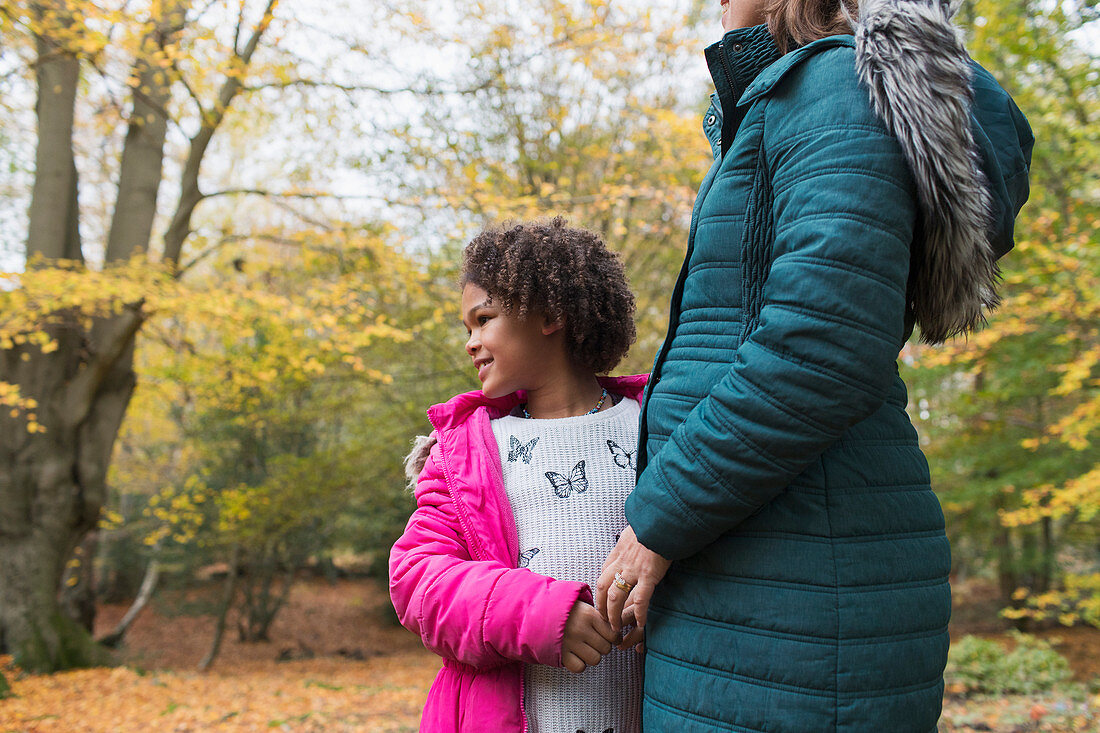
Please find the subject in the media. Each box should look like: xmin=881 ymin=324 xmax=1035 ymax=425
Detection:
xmin=520 ymin=674 xmax=528 ymax=733
xmin=426 ymin=406 xmax=520 ymax=564
xmin=427 ymin=406 xmax=528 ymax=731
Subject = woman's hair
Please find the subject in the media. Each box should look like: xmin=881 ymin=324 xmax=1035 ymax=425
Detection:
xmin=461 ymin=217 xmax=636 ymax=374
xmin=765 ymin=0 xmax=859 ymax=53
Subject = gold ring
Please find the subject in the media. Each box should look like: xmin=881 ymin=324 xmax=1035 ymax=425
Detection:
xmin=613 ymin=571 xmax=634 ymax=593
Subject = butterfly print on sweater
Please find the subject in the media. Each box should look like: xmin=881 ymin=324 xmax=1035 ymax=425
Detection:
xmin=507 ymin=435 xmax=539 ymax=464
xmin=606 ymin=440 xmax=636 ymax=471
xmin=518 ymin=548 xmax=540 ymax=568
xmin=545 ymin=460 xmax=588 ymax=498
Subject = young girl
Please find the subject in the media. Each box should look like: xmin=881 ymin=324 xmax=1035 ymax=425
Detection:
xmin=390 ymin=218 xmax=646 ymax=733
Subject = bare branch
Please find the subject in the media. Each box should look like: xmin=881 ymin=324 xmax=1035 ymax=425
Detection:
xmin=97 ymin=551 xmax=160 ymax=648
xmin=233 ymin=0 xmax=245 ymax=55
xmin=240 ymin=77 xmax=495 ymax=96
xmin=201 ymin=188 xmax=397 ymax=202
xmin=169 ymin=59 xmax=206 ymax=117
xmin=267 ymin=198 xmax=335 ymax=232
xmin=177 ymin=231 xmax=297 ymax=274
xmin=162 ymin=0 xmax=279 ymax=268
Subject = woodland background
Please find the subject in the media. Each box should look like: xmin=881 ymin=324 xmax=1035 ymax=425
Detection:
xmin=0 ymin=0 xmax=1097 ymax=730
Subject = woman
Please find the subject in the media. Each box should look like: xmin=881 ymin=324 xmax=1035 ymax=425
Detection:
xmin=596 ymin=0 xmax=1033 ymax=730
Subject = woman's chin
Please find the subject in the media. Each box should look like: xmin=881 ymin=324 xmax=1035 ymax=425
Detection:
xmin=720 ymin=2 xmax=736 ymax=32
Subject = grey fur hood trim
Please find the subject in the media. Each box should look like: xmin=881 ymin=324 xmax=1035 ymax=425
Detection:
xmin=853 ymin=0 xmax=999 ymax=343
xmin=403 ymin=433 xmax=437 ymax=492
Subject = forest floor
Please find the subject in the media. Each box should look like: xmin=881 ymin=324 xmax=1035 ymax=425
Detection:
xmin=1 ymin=576 xmax=1099 ymax=732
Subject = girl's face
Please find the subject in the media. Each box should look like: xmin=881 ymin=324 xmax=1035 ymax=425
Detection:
xmin=461 ymin=283 xmax=561 ymax=399
xmin=721 ymin=0 xmax=767 ymax=32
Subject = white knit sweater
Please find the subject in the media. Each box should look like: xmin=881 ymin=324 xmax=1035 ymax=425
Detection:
xmin=491 ymin=396 xmax=642 ymax=733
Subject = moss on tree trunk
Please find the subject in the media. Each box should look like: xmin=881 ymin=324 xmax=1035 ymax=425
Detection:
xmin=19 ymin=612 xmax=110 ymax=672
xmin=0 ymin=531 xmax=111 ymax=673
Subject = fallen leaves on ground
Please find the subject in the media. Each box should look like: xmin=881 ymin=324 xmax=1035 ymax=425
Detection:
xmin=0 ymin=653 xmax=440 ymax=732
xmin=3 ymin=578 xmax=1100 ymax=732
xmin=1 ymin=578 xmax=443 ymax=732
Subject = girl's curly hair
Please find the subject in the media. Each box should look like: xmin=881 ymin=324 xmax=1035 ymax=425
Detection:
xmin=461 ymin=217 xmax=636 ymax=374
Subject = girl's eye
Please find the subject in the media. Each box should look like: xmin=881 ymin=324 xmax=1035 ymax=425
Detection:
xmin=477 ymin=315 xmax=490 ymax=325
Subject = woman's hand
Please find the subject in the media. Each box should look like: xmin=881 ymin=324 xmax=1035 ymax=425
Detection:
xmin=561 ymin=599 xmax=617 ymax=673
xmin=617 ymin=603 xmax=646 ymax=653
xmin=596 ymin=525 xmax=672 ymax=634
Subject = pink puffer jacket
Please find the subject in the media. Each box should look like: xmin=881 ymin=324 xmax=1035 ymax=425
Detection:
xmin=389 ymin=374 xmax=648 ymax=733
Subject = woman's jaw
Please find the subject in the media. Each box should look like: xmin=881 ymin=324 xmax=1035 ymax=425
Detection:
xmin=720 ymin=0 xmax=767 ymax=33
xmin=721 ymin=0 xmax=733 ymax=31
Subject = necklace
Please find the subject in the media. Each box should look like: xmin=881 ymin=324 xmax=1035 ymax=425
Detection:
xmin=521 ymin=388 xmax=608 ymax=419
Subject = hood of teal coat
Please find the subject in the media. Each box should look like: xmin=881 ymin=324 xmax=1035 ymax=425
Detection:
xmin=853 ymin=0 xmax=1033 ymax=341
xmin=969 ymin=63 xmax=1034 ymax=260
xmin=703 ymin=16 xmax=1033 ymax=343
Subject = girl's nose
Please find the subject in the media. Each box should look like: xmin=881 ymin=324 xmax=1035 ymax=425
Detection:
xmin=465 ymin=333 xmax=478 ymax=356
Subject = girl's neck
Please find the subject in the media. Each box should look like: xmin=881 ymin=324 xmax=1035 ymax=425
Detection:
xmin=522 ymin=369 xmax=607 ymax=419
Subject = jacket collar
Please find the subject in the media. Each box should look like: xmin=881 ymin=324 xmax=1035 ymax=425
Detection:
xmin=704 ymin=24 xmax=781 ymax=154
xmin=740 ymin=35 xmax=854 ymax=106
xmin=701 ymin=32 xmax=855 ymax=158
xmin=427 ymin=373 xmax=649 ymax=435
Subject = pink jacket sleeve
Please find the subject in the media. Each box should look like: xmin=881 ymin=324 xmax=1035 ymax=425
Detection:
xmin=389 ymin=442 xmax=592 ymax=670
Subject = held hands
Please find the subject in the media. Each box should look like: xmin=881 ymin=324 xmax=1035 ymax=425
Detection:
xmin=561 ymin=599 xmax=617 ymax=673
xmin=561 ymin=525 xmax=670 ymax=674
xmin=595 ymin=525 xmax=672 ymax=638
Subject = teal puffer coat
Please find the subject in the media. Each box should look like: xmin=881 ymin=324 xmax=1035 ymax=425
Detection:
xmin=626 ymin=19 xmax=1033 ymax=733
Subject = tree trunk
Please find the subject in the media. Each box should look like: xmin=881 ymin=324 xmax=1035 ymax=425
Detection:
xmin=1 ymin=0 xmax=191 ymax=673
xmin=993 ymin=497 xmax=1018 ymax=601
xmin=1037 ymin=516 xmax=1055 ymax=594
xmin=0 ymin=529 xmax=108 ymax=670
xmin=0 ymin=5 xmax=103 ymax=670
xmin=26 ymin=2 xmax=82 ymax=263
xmin=60 ymin=531 xmax=99 ymax=633
xmin=98 ymin=555 xmax=159 ymax=648
xmin=105 ymin=0 xmax=191 ymax=264
xmin=199 ymin=544 xmax=240 ymax=672
xmin=0 ymin=317 xmax=138 ymax=670
xmin=238 ymin=551 xmax=295 ymax=643
xmin=1 ymin=0 xmax=277 ymax=674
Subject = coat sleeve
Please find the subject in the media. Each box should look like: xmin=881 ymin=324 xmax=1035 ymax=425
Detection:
xmin=389 ymin=440 xmax=592 ymax=669
xmin=626 ymin=63 xmax=919 ymax=561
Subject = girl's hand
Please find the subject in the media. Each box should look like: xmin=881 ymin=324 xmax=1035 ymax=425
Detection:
xmin=596 ymin=525 xmax=672 ymax=634
xmin=561 ymin=599 xmax=617 ymax=673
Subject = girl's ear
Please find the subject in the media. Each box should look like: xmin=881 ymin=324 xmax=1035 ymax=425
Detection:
xmin=541 ymin=315 xmax=564 ymax=336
